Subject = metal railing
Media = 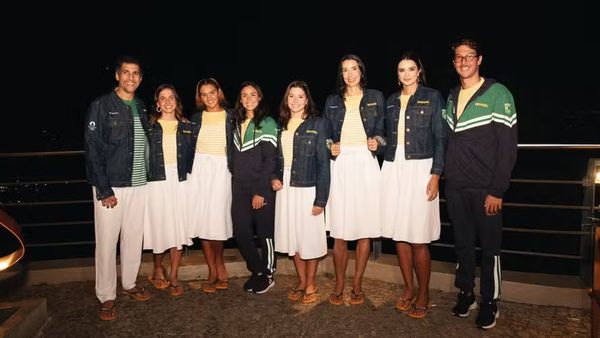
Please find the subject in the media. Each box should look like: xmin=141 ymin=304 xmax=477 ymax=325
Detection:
xmin=1 ymin=145 xmax=600 ymax=284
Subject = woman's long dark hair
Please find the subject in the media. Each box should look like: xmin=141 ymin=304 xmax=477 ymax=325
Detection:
xmin=336 ymin=54 xmax=367 ymax=98
xmin=150 ymin=83 xmax=184 ymax=125
xmin=232 ymin=81 xmax=269 ymax=129
xmin=278 ymin=80 xmax=318 ymax=130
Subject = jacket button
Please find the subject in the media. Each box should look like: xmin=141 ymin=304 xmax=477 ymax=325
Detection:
xmin=420 ymin=110 xmax=424 ymax=114
xmin=406 ymin=128 xmax=410 ymax=132
xmin=406 ymin=141 xmax=410 ymax=145
xmin=406 ymin=116 xmax=410 ymax=119
xmin=407 ymin=155 xmax=412 ymax=159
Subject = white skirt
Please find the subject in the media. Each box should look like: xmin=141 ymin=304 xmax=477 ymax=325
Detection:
xmin=274 ymin=167 xmax=327 ymax=259
xmin=144 ymin=165 xmax=193 ymax=253
xmin=186 ymin=153 xmax=233 ymax=240
xmin=381 ymin=147 xmax=440 ymax=243
xmin=326 ymin=145 xmax=381 ymax=240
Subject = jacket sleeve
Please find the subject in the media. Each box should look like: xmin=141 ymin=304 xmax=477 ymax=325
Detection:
xmin=273 ymin=127 xmax=283 ymax=182
xmin=488 ymin=86 xmax=518 ymax=198
xmin=430 ymin=91 xmax=448 ymax=176
xmin=372 ymin=91 xmax=386 ymax=155
xmin=84 ymin=100 xmax=114 ymax=200
xmin=252 ymin=119 xmax=278 ymax=199
xmin=314 ymin=118 xmax=331 ymax=207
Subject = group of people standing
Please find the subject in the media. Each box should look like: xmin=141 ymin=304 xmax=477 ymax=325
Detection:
xmin=84 ymin=37 xmax=517 ymax=331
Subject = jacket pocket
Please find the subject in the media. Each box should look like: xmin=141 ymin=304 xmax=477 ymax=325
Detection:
xmin=108 ymin=116 xmax=126 ymax=141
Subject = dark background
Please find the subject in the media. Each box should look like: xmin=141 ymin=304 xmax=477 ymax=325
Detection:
xmin=2 ymin=2 xmax=599 ymax=152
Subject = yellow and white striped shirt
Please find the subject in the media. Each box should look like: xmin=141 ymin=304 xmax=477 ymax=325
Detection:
xmin=196 ymin=110 xmax=227 ymax=155
xmin=340 ymin=94 xmax=366 ymax=146
xmin=158 ymin=119 xmax=178 ymax=165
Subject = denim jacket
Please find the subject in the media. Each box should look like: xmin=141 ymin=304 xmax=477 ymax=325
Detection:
xmin=189 ymin=109 xmax=234 ymax=173
xmin=323 ymin=89 xmax=386 ymax=156
xmin=84 ymin=91 xmax=149 ymax=200
xmin=274 ymin=116 xmax=331 ymax=207
xmin=147 ymin=119 xmax=195 ymax=182
xmin=383 ymin=85 xmax=448 ymax=175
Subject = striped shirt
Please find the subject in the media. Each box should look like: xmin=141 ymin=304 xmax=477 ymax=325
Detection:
xmin=340 ymin=94 xmax=366 ymax=146
xmin=158 ymin=119 xmax=178 ymax=165
xmin=123 ymin=99 xmax=147 ymax=186
xmin=282 ymin=117 xmax=303 ymax=167
xmin=196 ymin=110 xmax=227 ymax=155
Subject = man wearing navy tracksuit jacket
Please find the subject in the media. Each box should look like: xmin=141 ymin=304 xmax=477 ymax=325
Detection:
xmin=444 ymin=38 xmax=518 ymax=330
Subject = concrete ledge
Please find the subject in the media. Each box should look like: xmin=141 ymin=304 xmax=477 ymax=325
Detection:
xmin=0 ymin=299 xmax=47 ymax=338
xmin=1 ymin=249 xmax=589 ymax=309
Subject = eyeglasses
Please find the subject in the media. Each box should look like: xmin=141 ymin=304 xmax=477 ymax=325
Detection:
xmin=453 ymin=54 xmax=478 ymax=63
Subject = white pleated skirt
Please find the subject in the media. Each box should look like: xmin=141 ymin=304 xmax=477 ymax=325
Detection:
xmin=274 ymin=167 xmax=327 ymax=259
xmin=186 ymin=153 xmax=233 ymax=240
xmin=326 ymin=145 xmax=381 ymax=240
xmin=381 ymin=147 xmax=440 ymax=243
xmin=144 ymin=165 xmax=193 ymax=253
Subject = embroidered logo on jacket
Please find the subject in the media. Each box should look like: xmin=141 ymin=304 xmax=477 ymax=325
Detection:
xmin=475 ymin=102 xmax=489 ymax=108
xmin=416 ymin=100 xmax=430 ymax=104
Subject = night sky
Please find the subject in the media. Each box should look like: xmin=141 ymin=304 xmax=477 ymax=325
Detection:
xmin=3 ymin=2 xmax=598 ymax=152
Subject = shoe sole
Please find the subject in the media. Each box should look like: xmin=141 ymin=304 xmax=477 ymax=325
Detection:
xmin=454 ymin=301 xmax=477 ymax=317
xmin=254 ymin=280 xmax=275 ymax=294
xmin=478 ymin=310 xmax=500 ymax=329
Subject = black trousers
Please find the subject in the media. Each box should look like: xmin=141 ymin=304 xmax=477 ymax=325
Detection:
xmin=446 ymin=187 xmax=502 ymax=301
xmin=231 ymin=184 xmax=276 ymax=276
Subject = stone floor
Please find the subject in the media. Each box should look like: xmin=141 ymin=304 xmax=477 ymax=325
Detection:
xmin=0 ymin=273 xmax=591 ymax=337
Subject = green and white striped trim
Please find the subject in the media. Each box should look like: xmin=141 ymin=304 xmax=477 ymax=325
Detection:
xmin=452 ymin=112 xmax=516 ymax=132
xmin=233 ymin=134 xmax=277 ymax=151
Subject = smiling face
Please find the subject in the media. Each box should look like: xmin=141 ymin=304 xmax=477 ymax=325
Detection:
xmin=397 ymin=59 xmax=421 ymax=88
xmin=287 ymin=86 xmax=307 ymax=115
xmin=453 ymin=44 xmax=482 ymax=81
xmin=157 ymin=88 xmax=177 ymax=117
xmin=199 ymin=83 xmax=221 ymax=111
xmin=341 ymin=59 xmax=362 ymax=88
xmin=115 ymin=63 xmax=142 ymax=98
xmin=240 ymin=85 xmax=261 ymax=112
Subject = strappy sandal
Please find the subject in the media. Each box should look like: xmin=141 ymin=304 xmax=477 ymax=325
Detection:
xmin=215 ymin=279 xmax=229 ymax=290
xmin=301 ymin=290 xmax=318 ymax=304
xmin=407 ymin=304 xmax=430 ymax=319
xmin=99 ymin=300 xmax=117 ymax=321
xmin=328 ymin=291 xmax=344 ymax=305
xmin=201 ymin=280 xmax=217 ymax=293
xmin=169 ymin=284 xmax=184 ymax=297
xmin=395 ymin=297 xmax=415 ymax=311
xmin=147 ymin=266 xmax=170 ymax=290
xmin=350 ymin=289 xmax=365 ymax=305
xmin=122 ymin=285 xmax=151 ymax=301
xmin=287 ymin=287 xmax=304 ymax=301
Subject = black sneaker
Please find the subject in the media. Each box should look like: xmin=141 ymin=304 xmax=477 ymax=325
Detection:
xmin=476 ymin=300 xmax=499 ymax=329
xmin=243 ymin=274 xmax=260 ymax=292
xmin=452 ymin=290 xmax=477 ymax=317
xmin=253 ymin=274 xmax=275 ymax=294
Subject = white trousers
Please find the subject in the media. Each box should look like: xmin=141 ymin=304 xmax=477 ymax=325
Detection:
xmin=93 ymin=185 xmax=146 ymax=303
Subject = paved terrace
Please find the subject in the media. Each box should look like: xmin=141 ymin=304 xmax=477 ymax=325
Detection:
xmin=0 ymin=250 xmax=592 ymax=337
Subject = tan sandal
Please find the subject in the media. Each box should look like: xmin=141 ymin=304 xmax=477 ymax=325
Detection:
xmin=201 ymin=280 xmax=217 ymax=293
xmin=99 ymin=300 xmax=117 ymax=321
xmin=350 ymin=289 xmax=365 ymax=305
xmin=395 ymin=297 xmax=415 ymax=311
xmin=122 ymin=286 xmax=151 ymax=301
xmin=407 ymin=304 xmax=430 ymax=319
xmin=301 ymin=290 xmax=318 ymax=304
xmin=287 ymin=287 xmax=304 ymax=301
xmin=169 ymin=284 xmax=184 ymax=297
xmin=328 ymin=291 xmax=344 ymax=305
xmin=215 ymin=279 xmax=229 ymax=290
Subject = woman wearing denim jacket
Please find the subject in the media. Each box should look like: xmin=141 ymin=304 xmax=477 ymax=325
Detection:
xmin=144 ymin=84 xmax=194 ymax=297
xmin=186 ymin=78 xmax=234 ymax=293
xmin=323 ymin=54 xmax=385 ymax=306
xmin=381 ymin=51 xmax=448 ymax=319
xmin=271 ymin=81 xmax=331 ymax=304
